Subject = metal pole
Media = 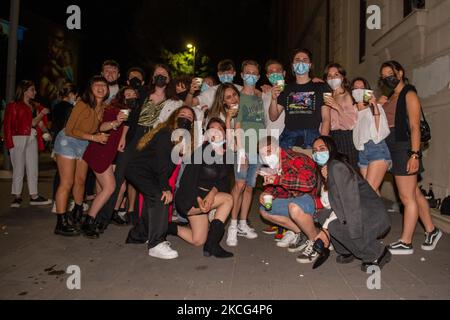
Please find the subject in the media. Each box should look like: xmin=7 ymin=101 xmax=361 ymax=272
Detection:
xmin=3 ymin=0 xmax=20 ymax=171
xmin=193 ymin=46 xmax=196 ymax=76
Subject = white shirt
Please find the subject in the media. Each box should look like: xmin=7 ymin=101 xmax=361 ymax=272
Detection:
xmin=197 ymin=84 xmax=243 ymax=110
xmin=107 ymin=85 xmax=120 ymax=103
xmin=320 ymin=188 xmax=338 ymax=229
xmin=262 ymin=91 xmax=285 ymax=139
xmin=353 ymin=105 xmax=390 ymax=151
xmin=156 ymin=99 xmax=183 ymax=125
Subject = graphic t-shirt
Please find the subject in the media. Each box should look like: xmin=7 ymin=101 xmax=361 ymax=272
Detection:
xmin=277 ymin=81 xmax=330 ymax=131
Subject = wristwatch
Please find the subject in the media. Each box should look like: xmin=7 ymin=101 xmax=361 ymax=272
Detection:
xmin=408 ymin=150 xmax=422 ymax=159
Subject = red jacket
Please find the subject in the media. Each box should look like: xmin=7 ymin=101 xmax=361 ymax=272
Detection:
xmin=3 ymin=101 xmax=48 ymax=151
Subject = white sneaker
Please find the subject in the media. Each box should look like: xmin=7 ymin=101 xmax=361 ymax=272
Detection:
xmin=148 ymin=241 xmax=179 ymax=260
xmin=51 ymin=201 xmax=57 ymax=213
xmin=226 ymin=226 xmax=238 ymax=247
xmin=277 ymin=231 xmax=298 ymax=248
xmin=238 ymin=223 xmax=258 ymax=239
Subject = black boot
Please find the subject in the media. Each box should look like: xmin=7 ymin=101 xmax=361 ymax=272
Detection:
xmin=69 ymin=203 xmax=84 ymax=227
xmin=54 ymin=213 xmax=80 ymax=237
xmin=167 ymin=222 xmax=179 ymax=236
xmin=111 ymin=210 xmax=127 ymax=226
xmin=81 ymin=215 xmax=100 ymax=239
xmin=204 ymin=220 xmax=234 ymax=258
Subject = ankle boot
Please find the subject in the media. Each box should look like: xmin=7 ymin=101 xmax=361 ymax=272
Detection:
xmin=54 ymin=213 xmax=80 ymax=237
xmin=81 ymin=215 xmax=100 ymax=239
xmin=203 ymin=220 xmax=234 ymax=258
xmin=70 ymin=204 xmax=84 ymax=227
xmin=167 ymin=222 xmax=179 ymax=236
xmin=111 ymin=210 xmax=127 ymax=226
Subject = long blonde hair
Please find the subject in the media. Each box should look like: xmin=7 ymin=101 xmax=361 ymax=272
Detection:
xmin=137 ymin=106 xmax=196 ymax=152
xmin=209 ymin=83 xmax=240 ymax=119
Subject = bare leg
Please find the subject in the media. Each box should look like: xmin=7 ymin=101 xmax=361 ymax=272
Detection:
xmin=259 ymin=210 xmax=301 ymax=233
xmin=289 ymin=203 xmax=318 ymax=240
xmin=127 ymin=184 xmax=137 ymax=212
xmin=231 ymin=181 xmax=246 ymax=220
xmin=55 ymin=156 xmax=76 ymax=214
xmin=87 ymin=166 xmax=116 ymax=219
xmin=239 ymin=186 xmax=254 ymax=221
xmin=415 ymin=186 xmax=435 ymax=233
xmin=396 ymin=175 xmax=420 ymax=244
xmin=365 ymin=160 xmax=389 ymax=195
xmin=73 ymin=159 xmax=89 ymax=205
xmin=114 ymin=181 xmax=127 ymax=211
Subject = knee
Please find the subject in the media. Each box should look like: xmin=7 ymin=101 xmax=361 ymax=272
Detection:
xmin=104 ymin=182 xmax=116 ymax=195
xmin=223 ymin=194 xmax=233 ymax=207
xmin=192 ymin=238 xmax=206 ymax=247
xmin=288 ymin=204 xmax=304 ymax=217
xmin=244 ymin=186 xmax=253 ymax=195
xmin=234 ymin=182 xmax=246 ymax=193
xmin=399 ymin=192 xmax=416 ymax=206
xmin=59 ymin=179 xmax=74 ymax=191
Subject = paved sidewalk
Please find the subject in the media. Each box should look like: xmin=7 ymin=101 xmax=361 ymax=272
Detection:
xmin=0 ymin=169 xmax=449 ymax=300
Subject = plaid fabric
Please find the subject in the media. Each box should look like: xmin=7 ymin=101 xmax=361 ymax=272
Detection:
xmin=264 ymin=149 xmax=317 ymax=199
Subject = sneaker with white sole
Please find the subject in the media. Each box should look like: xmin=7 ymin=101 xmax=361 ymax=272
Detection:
xmin=226 ymin=226 xmax=238 ymax=247
xmin=30 ymin=196 xmax=52 ymax=206
xmin=11 ymin=198 xmax=23 ymax=208
xmin=288 ymin=233 xmax=308 ymax=253
xmin=277 ymin=231 xmax=298 ymax=248
xmin=388 ymin=240 xmax=414 ymax=255
xmin=238 ymin=224 xmax=258 ymax=240
xmin=148 ymin=241 xmax=179 ymax=260
xmin=421 ymin=228 xmax=442 ymax=251
xmin=51 ymin=201 xmax=57 ymax=213
xmin=296 ymin=240 xmax=319 ymax=264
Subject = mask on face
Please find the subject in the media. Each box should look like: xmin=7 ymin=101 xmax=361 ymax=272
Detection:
xmin=293 ymin=62 xmax=310 ymax=76
xmin=201 ymin=82 xmax=210 ymax=93
xmin=312 ymin=151 xmax=330 ymax=167
xmin=208 ymin=136 xmax=226 ymax=148
xmin=177 ymin=117 xmax=193 ymax=130
xmin=125 ymin=98 xmax=138 ymax=109
xmin=352 ymin=89 xmax=365 ymax=103
xmin=268 ymin=73 xmax=284 ymax=85
xmin=382 ymin=76 xmax=400 ymax=90
xmin=218 ymin=74 xmax=234 ymax=84
xmin=129 ymin=77 xmax=143 ymax=89
xmin=154 ymin=75 xmax=168 ymax=88
xmin=242 ymin=74 xmax=259 ymax=87
xmin=177 ymin=91 xmax=189 ymax=101
xmin=263 ymin=154 xmax=279 ymax=170
xmin=327 ymin=78 xmax=343 ymax=91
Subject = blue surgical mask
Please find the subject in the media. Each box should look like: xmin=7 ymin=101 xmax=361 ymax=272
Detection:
xmin=242 ymin=74 xmax=259 ymax=87
xmin=293 ymin=62 xmax=310 ymax=76
xmin=219 ymin=74 xmax=234 ymax=84
xmin=268 ymin=73 xmax=284 ymax=85
xmin=201 ymin=82 xmax=210 ymax=93
xmin=312 ymin=151 xmax=330 ymax=167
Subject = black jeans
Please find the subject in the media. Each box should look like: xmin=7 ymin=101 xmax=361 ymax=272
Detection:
xmin=96 ymin=125 xmax=150 ymax=224
xmin=125 ymin=165 xmax=169 ymax=249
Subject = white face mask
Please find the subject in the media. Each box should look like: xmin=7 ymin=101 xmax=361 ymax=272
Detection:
xmin=208 ymin=136 xmax=225 ymax=148
xmin=263 ymin=154 xmax=279 ymax=170
xmin=327 ymin=78 xmax=342 ymax=91
xmin=352 ymin=89 xmax=365 ymax=103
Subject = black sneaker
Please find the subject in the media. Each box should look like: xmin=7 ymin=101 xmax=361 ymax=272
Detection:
xmin=30 ymin=196 xmax=52 ymax=206
xmin=388 ymin=240 xmax=414 ymax=255
xmin=296 ymin=240 xmax=319 ymax=264
xmin=11 ymin=198 xmax=23 ymax=208
xmin=288 ymin=233 xmax=308 ymax=253
xmin=421 ymin=228 xmax=443 ymax=251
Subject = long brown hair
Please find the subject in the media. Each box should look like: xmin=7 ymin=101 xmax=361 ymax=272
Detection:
xmin=14 ymin=80 xmax=35 ymax=102
xmin=137 ymin=106 xmax=196 ymax=151
xmin=209 ymin=83 xmax=240 ymax=119
xmin=81 ymin=75 xmax=109 ymax=109
xmin=323 ymin=63 xmax=351 ymax=94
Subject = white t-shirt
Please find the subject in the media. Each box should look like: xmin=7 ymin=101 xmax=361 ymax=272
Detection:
xmin=262 ymin=91 xmax=285 ymax=139
xmin=353 ymin=105 xmax=390 ymax=151
xmin=197 ymin=84 xmax=243 ymax=110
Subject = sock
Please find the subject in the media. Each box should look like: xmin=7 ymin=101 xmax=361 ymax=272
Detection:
xmin=230 ymin=220 xmax=238 ymax=228
xmin=239 ymin=220 xmax=247 ymax=228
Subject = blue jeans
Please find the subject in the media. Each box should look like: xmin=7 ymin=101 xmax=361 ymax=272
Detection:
xmin=280 ymin=128 xmax=320 ymax=150
xmin=259 ymin=194 xmax=316 ymax=217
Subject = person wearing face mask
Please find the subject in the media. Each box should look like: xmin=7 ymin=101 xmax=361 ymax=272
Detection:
xmin=126 ymin=67 xmax=149 ymax=107
xmin=50 ymin=83 xmax=79 ymax=212
xmin=95 ymin=64 xmax=182 ymax=230
xmin=380 ymin=61 xmax=442 ymax=256
xmin=226 ymin=60 xmax=266 ymax=247
xmin=269 ymin=49 xmax=331 ymax=153
xmin=311 ymin=136 xmax=392 ymax=271
xmin=125 ymin=106 xmax=196 ymax=259
xmin=101 ymin=60 xmax=121 ymax=104
xmin=257 ymin=136 xmax=320 ymax=263
xmin=184 ymin=59 xmax=243 ymax=110
xmin=351 ymin=77 xmax=392 ymax=195
xmin=322 ymin=63 xmax=359 ymax=169
xmin=168 ymin=118 xmax=234 ymax=258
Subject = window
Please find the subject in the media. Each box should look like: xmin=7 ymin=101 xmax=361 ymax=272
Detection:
xmin=404 ymin=0 xmax=425 ymax=17
xmin=359 ymin=0 xmax=367 ymax=63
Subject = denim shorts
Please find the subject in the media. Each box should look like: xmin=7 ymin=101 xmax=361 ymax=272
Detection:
xmin=259 ymin=194 xmax=316 ymax=217
xmin=234 ymin=160 xmax=260 ymax=188
xmin=53 ymin=130 xmax=89 ymax=160
xmin=280 ymin=128 xmax=320 ymax=150
xmin=358 ymin=140 xmax=392 ymax=169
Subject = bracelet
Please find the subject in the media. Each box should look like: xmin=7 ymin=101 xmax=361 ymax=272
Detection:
xmin=91 ymin=135 xmax=95 ymax=142
xmin=408 ymin=150 xmax=422 ymax=159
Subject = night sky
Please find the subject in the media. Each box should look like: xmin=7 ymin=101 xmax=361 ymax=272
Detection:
xmin=1 ymin=0 xmax=276 ymax=87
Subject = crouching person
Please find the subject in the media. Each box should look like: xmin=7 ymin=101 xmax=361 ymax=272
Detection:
xmin=312 ymin=136 xmax=392 ymax=272
xmin=258 ymin=136 xmax=322 ymax=264
xmin=169 ymin=118 xmax=234 ymax=258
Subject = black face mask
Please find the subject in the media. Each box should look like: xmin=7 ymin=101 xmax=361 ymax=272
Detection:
xmin=129 ymin=77 xmax=142 ymax=89
xmin=382 ymin=76 xmax=400 ymax=90
xmin=125 ymin=98 xmax=138 ymax=109
xmin=153 ymin=75 xmax=168 ymax=88
xmin=177 ymin=91 xmax=189 ymax=101
xmin=177 ymin=117 xmax=193 ymax=130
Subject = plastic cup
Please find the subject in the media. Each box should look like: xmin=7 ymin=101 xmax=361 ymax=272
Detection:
xmin=323 ymin=92 xmax=332 ymax=100
xmin=363 ymin=90 xmax=374 ymax=104
xmin=276 ymin=80 xmax=285 ymax=91
xmin=194 ymin=77 xmax=204 ymax=86
xmin=263 ymin=195 xmax=274 ymax=211
xmin=121 ymin=109 xmax=131 ymax=120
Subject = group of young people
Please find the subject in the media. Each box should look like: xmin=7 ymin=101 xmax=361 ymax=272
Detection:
xmin=3 ymin=48 xmax=442 ymax=270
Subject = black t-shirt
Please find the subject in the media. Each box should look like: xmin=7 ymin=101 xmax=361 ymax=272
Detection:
xmin=277 ymin=81 xmax=330 ymax=131
xmin=51 ymin=101 xmax=74 ymax=136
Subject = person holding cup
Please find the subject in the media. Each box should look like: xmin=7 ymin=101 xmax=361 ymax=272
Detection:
xmin=80 ymin=87 xmax=129 ymax=238
xmin=257 ymin=136 xmax=320 ymax=265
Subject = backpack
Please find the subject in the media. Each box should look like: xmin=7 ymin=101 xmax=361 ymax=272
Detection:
xmin=441 ymin=196 xmax=450 ymax=216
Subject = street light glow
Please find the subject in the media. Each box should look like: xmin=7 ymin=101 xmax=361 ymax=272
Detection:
xmin=187 ymin=43 xmax=194 ymax=49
